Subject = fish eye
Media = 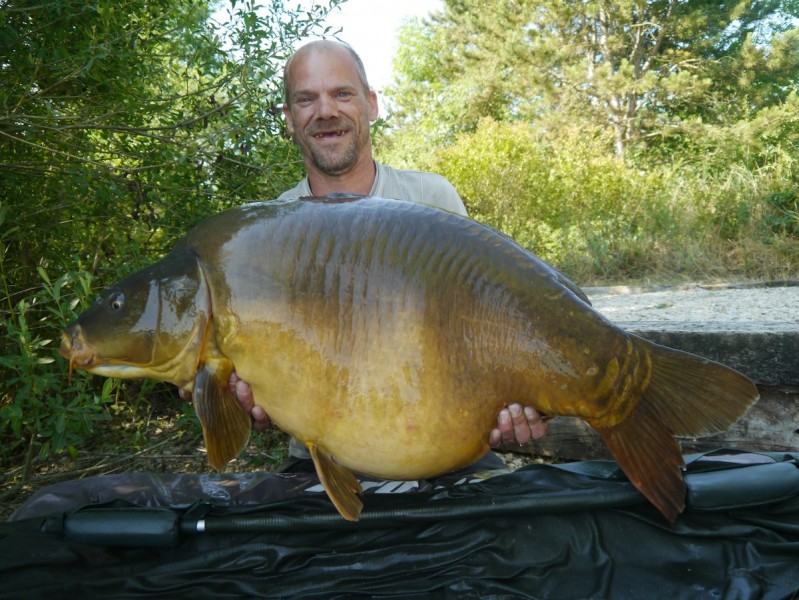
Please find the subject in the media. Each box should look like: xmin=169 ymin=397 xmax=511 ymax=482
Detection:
xmin=109 ymin=292 xmax=125 ymax=311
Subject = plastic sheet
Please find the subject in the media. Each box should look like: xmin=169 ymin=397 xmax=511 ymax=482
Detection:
xmin=2 ymin=450 xmax=798 ymax=598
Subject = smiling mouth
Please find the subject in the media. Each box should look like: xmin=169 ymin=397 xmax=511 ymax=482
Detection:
xmin=313 ymin=129 xmax=347 ymax=139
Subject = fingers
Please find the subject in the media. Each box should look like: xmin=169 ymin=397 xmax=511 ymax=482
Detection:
xmin=489 ymin=410 xmax=511 ymax=447
xmin=489 ymin=404 xmax=548 ymax=447
xmin=526 ymin=406 xmax=548 ymax=441
xmin=230 ymin=371 xmax=253 ymax=410
xmin=229 ymin=371 xmax=271 ymax=430
xmin=250 ymin=404 xmax=271 ymax=431
xmin=242 ymin=378 xmax=272 ymax=431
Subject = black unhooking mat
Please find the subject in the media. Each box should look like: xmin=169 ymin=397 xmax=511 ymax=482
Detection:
xmin=2 ymin=449 xmax=799 ymax=599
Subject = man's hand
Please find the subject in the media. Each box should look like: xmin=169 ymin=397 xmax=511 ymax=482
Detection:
xmin=229 ymin=371 xmax=271 ymax=431
xmin=489 ymin=404 xmax=548 ymax=447
xmin=177 ymin=372 xmax=272 ymax=431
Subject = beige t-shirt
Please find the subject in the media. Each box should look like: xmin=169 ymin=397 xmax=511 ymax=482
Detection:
xmin=277 ymin=161 xmax=467 ymax=216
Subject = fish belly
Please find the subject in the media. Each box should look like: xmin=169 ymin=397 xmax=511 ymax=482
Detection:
xmin=231 ymin=321 xmax=503 ymax=479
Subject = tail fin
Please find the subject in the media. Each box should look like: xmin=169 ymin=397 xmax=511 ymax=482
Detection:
xmin=594 ymin=339 xmax=759 ymax=522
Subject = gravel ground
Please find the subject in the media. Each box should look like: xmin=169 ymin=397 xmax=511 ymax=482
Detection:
xmin=583 ymin=281 xmax=799 ymax=333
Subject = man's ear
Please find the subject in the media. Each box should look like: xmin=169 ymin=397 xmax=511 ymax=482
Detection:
xmin=367 ymin=91 xmax=379 ymax=123
xmin=283 ymin=103 xmax=295 ymax=136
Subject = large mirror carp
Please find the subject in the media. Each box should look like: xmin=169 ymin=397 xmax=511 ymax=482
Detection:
xmin=60 ymin=195 xmax=758 ymax=522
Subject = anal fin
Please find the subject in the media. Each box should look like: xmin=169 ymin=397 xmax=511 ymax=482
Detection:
xmin=307 ymin=442 xmax=363 ymax=521
xmin=593 ymin=401 xmax=686 ymax=522
xmin=193 ymin=360 xmax=252 ymax=471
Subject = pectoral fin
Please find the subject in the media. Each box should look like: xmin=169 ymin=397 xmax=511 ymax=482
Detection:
xmin=193 ymin=360 xmax=252 ymax=470
xmin=307 ymin=441 xmax=363 ymax=521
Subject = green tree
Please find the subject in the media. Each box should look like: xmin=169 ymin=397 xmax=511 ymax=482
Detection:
xmin=0 ymin=0 xmax=341 ymax=466
xmin=385 ymin=0 xmax=799 ymax=158
xmin=377 ymin=0 xmax=799 ymax=287
xmin=1 ymin=0 xmax=342 ymax=287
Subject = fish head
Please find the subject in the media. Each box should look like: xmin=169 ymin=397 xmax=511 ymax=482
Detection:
xmin=60 ymin=252 xmax=211 ymax=386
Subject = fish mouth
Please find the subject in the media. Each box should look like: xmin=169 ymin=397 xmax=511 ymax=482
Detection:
xmin=59 ymin=329 xmax=98 ymax=382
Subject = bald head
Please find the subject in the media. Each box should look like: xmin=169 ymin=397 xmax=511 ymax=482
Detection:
xmin=284 ymin=40 xmax=371 ymax=105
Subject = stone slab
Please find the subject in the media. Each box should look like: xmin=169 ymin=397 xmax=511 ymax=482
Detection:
xmin=585 ymin=281 xmax=799 ymax=386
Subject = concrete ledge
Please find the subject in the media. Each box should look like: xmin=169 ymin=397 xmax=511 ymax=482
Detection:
xmin=631 ymin=330 xmax=798 ymax=386
xmin=587 ymin=281 xmax=799 ymax=386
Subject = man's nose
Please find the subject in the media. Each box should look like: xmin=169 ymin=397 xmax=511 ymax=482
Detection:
xmin=316 ymin=94 xmax=339 ymax=119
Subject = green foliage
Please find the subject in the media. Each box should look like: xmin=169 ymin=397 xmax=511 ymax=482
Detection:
xmin=385 ymin=0 xmax=799 ymax=158
xmin=425 ymin=117 xmax=799 ymax=283
xmin=764 ymin=190 xmax=799 ymax=236
xmin=0 ymin=0 xmax=341 ymax=468
xmin=660 ymin=92 xmax=799 ymax=172
xmin=378 ymin=0 xmax=799 ymax=284
xmin=429 ymin=119 xmax=663 ymax=274
xmin=1 ymin=0 xmax=339 ymax=286
xmin=0 ymin=265 xmax=112 ymax=468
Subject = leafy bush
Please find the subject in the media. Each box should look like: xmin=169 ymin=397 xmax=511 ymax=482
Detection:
xmin=0 ymin=266 xmax=112 ymax=470
xmin=428 ymin=119 xmax=665 ymax=277
xmin=0 ymin=0 xmax=341 ymax=470
xmin=423 ymin=117 xmax=799 ymax=284
xmin=764 ymin=190 xmax=799 ymax=236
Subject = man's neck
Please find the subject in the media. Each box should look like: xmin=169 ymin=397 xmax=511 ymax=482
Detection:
xmin=306 ymin=159 xmax=377 ymax=197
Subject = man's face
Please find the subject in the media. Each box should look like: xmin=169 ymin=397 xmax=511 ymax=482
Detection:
xmin=283 ymin=47 xmax=378 ymax=177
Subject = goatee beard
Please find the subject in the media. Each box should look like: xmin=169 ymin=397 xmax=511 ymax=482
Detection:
xmin=309 ymin=138 xmax=359 ymax=175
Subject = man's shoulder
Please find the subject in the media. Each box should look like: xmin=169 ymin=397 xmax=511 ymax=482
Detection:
xmin=374 ymin=163 xmax=466 ymax=215
xmin=277 ymin=178 xmax=311 ymax=199
xmin=378 ymin=163 xmax=452 ymax=186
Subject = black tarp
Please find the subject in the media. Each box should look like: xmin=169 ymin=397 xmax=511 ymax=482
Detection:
xmin=2 ymin=450 xmax=799 ymax=599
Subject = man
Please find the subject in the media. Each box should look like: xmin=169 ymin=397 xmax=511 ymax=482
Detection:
xmin=228 ymin=40 xmax=548 ymax=468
